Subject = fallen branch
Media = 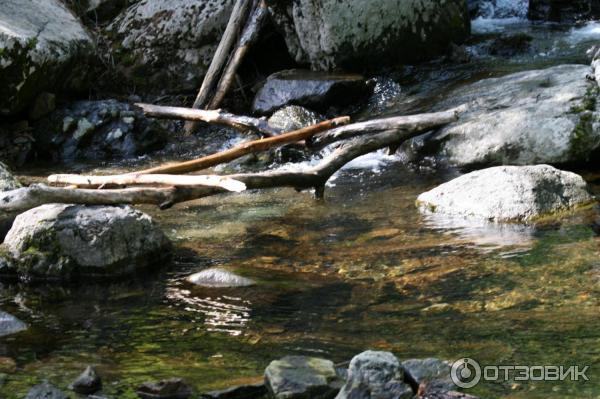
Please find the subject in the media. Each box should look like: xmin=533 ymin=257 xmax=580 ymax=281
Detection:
xmin=134 ymin=116 xmax=351 ymax=175
xmin=0 ymin=109 xmax=459 ymax=212
xmin=48 ymin=174 xmax=247 ymax=192
xmin=209 ymin=0 xmax=269 ymax=109
xmin=185 ymin=0 xmax=253 ymax=135
xmin=310 ymin=106 xmax=466 ymax=150
xmin=135 ymin=103 xmax=281 ymax=137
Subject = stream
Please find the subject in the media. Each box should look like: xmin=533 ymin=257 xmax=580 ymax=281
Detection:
xmin=3 ymin=2 xmax=600 ymax=398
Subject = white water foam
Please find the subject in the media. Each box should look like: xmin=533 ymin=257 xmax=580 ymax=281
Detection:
xmin=472 ymin=0 xmax=529 ymax=33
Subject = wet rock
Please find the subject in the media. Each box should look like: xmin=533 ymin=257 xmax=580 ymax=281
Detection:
xmin=66 ymin=0 xmax=132 ymax=23
xmin=106 ymin=0 xmax=234 ymax=93
xmin=0 ymin=0 xmax=94 ymax=116
xmin=252 ymin=70 xmax=372 ymax=115
xmin=200 ymin=383 xmax=266 ymax=399
xmin=25 ymin=382 xmax=69 ymax=399
xmin=2 ymin=204 xmax=171 ymax=281
xmin=267 ymin=0 xmax=470 ymax=71
xmin=34 ymin=100 xmax=169 ymax=162
xmin=0 ymin=162 xmax=21 ymax=192
xmin=265 ymin=356 xmax=343 ymax=399
xmin=70 ymin=366 xmax=102 ymax=394
xmin=268 ymin=106 xmax=322 ymax=132
xmin=418 ymin=383 xmax=481 ymax=399
xmin=0 ymin=122 xmax=34 ymax=166
xmin=0 ymin=310 xmax=26 ymax=337
xmin=421 ymin=65 xmax=600 ymax=167
xmin=29 ymin=93 xmax=56 ymax=121
xmin=417 ymin=165 xmax=593 ymax=222
xmin=529 ymin=0 xmax=600 ymax=22
xmin=488 ymin=33 xmax=533 ymax=57
xmin=137 ymin=378 xmax=193 ymax=399
xmin=401 ymin=358 xmax=453 ymax=392
xmin=336 ymin=351 xmax=413 ymax=399
xmin=187 ymin=268 xmax=255 ymax=288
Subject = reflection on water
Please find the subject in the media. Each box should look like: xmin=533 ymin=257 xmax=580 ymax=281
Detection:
xmin=166 ymin=285 xmax=252 ymax=337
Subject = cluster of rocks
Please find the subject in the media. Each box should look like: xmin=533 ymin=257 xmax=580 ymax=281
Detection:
xmin=22 ymin=351 xmax=479 ymax=399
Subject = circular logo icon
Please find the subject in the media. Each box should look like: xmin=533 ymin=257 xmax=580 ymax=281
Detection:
xmin=451 ymin=358 xmax=482 ymax=389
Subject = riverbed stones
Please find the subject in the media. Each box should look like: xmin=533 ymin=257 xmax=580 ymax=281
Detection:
xmin=70 ymin=366 xmax=102 ymax=394
xmin=267 ymin=0 xmax=470 ymax=70
xmin=106 ymin=0 xmax=234 ymax=93
xmin=265 ymin=356 xmax=343 ymax=399
xmin=25 ymin=382 xmax=69 ymax=399
xmin=421 ymin=65 xmax=600 ymax=167
xmin=2 ymin=204 xmax=171 ymax=281
xmin=34 ymin=100 xmax=168 ymax=161
xmin=417 ymin=165 xmax=593 ymax=222
xmin=335 ymin=351 xmax=413 ymax=399
xmin=252 ymin=70 xmax=373 ymax=115
xmin=0 ymin=0 xmax=94 ymax=116
xmin=201 ymin=383 xmax=267 ymax=399
xmin=187 ymin=268 xmax=255 ymax=288
xmin=137 ymin=378 xmax=193 ymax=399
xmin=0 ymin=310 xmax=26 ymax=337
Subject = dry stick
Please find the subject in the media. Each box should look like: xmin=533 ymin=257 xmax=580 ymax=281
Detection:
xmin=135 ymin=103 xmax=281 ymax=137
xmin=208 ymin=0 xmax=269 ymax=109
xmin=134 ymin=116 xmax=351 ymax=175
xmin=0 ymin=109 xmax=460 ymax=213
xmin=48 ymin=174 xmax=247 ymax=192
xmin=184 ymin=0 xmax=253 ymax=135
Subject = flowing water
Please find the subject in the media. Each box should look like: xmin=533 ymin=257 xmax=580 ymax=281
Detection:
xmin=4 ymin=4 xmax=600 ymax=399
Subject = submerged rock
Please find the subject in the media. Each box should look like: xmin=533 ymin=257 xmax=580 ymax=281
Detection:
xmin=70 ymin=366 xmax=102 ymax=394
xmin=253 ymin=70 xmax=372 ymax=115
xmin=137 ymin=378 xmax=193 ymax=399
xmin=0 ymin=0 xmax=94 ymax=116
xmin=265 ymin=356 xmax=343 ymax=399
xmin=34 ymin=100 xmax=169 ymax=161
xmin=0 ymin=310 xmax=26 ymax=337
xmin=402 ymin=358 xmax=453 ymax=392
xmin=268 ymin=0 xmax=470 ymax=70
xmin=201 ymin=383 xmax=266 ymax=399
xmin=336 ymin=351 xmax=413 ymax=399
xmin=106 ymin=0 xmax=233 ymax=93
xmin=25 ymin=382 xmax=69 ymax=399
xmin=417 ymin=165 xmax=593 ymax=222
xmin=187 ymin=268 xmax=255 ymax=288
xmin=2 ymin=204 xmax=171 ymax=281
xmin=268 ymin=106 xmax=323 ymax=132
xmin=420 ymin=65 xmax=600 ymax=167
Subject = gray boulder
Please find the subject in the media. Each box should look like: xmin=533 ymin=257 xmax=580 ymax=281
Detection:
xmin=268 ymin=0 xmax=470 ymax=70
xmin=419 ymin=65 xmax=600 ymax=167
xmin=0 ymin=163 xmax=21 ymax=192
xmin=417 ymin=165 xmax=593 ymax=222
xmin=265 ymin=356 xmax=343 ymax=399
xmin=69 ymin=365 xmax=102 ymax=394
xmin=187 ymin=268 xmax=255 ymax=288
xmin=402 ymin=358 xmax=453 ymax=392
xmin=106 ymin=0 xmax=234 ymax=93
xmin=2 ymin=204 xmax=171 ymax=281
xmin=253 ymin=70 xmax=372 ymax=115
xmin=335 ymin=351 xmax=413 ymax=399
xmin=0 ymin=310 xmax=26 ymax=338
xmin=0 ymin=0 xmax=94 ymax=115
xmin=137 ymin=378 xmax=193 ymax=399
xmin=34 ymin=100 xmax=169 ymax=161
xmin=268 ymin=106 xmax=322 ymax=132
xmin=25 ymin=382 xmax=69 ymax=399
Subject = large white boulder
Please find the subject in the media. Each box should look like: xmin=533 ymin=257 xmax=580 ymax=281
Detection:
xmin=268 ymin=0 xmax=470 ymax=70
xmin=0 ymin=0 xmax=94 ymax=115
xmin=420 ymin=65 xmax=600 ymax=167
xmin=106 ymin=0 xmax=234 ymax=93
xmin=417 ymin=165 xmax=594 ymax=222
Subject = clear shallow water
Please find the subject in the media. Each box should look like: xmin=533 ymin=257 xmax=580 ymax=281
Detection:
xmin=3 ymin=14 xmax=600 ymax=399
